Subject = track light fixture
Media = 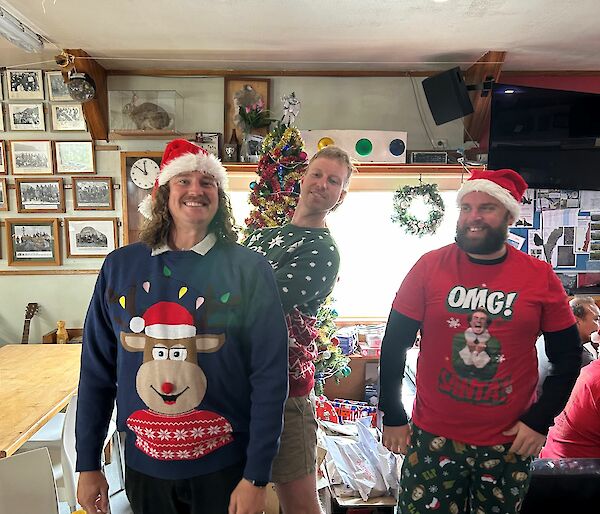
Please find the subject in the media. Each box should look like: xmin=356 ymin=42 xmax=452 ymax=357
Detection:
xmin=0 ymin=6 xmax=43 ymax=53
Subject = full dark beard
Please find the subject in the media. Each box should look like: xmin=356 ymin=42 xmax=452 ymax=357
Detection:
xmin=455 ymin=221 xmax=508 ymax=255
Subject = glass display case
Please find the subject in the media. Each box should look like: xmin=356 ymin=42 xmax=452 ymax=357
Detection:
xmin=108 ymin=90 xmax=183 ymax=137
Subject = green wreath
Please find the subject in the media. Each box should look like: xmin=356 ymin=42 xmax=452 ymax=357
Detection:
xmin=391 ymin=183 xmax=445 ymax=236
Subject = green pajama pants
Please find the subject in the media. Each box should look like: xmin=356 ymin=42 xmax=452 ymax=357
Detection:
xmin=398 ymin=425 xmax=532 ymax=514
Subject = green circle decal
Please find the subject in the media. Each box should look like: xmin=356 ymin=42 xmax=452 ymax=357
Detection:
xmin=355 ymin=138 xmax=373 ymax=156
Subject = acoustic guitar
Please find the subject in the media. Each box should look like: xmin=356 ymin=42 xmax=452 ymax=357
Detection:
xmin=21 ymin=302 xmax=40 ymax=344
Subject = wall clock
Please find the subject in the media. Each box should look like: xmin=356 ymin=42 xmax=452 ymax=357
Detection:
xmin=130 ymin=157 xmax=160 ymax=189
xmin=121 ymin=151 xmax=163 ymax=245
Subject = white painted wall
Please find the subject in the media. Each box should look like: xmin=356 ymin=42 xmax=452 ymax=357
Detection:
xmin=0 ymin=75 xmax=463 ymax=345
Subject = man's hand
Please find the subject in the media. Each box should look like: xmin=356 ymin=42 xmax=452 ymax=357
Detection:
xmin=228 ymin=478 xmax=267 ymax=514
xmin=503 ymin=421 xmax=546 ymax=457
xmin=382 ymin=424 xmax=412 ymax=455
xmin=77 ymin=470 xmax=109 ymax=514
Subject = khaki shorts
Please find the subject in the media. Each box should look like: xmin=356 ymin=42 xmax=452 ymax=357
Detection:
xmin=271 ymin=393 xmax=318 ymax=484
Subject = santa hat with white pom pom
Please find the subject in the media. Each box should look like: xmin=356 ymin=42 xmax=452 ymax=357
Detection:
xmin=138 ymin=139 xmax=228 ymax=219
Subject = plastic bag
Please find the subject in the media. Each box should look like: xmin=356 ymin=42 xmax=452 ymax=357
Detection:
xmin=356 ymin=417 xmax=403 ymax=497
xmin=324 ymin=435 xmax=388 ymax=500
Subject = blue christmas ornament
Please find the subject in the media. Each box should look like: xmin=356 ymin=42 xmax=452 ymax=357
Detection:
xmin=249 ymin=181 xmax=257 ymax=190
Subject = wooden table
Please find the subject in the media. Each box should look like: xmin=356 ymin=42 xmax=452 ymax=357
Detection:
xmin=0 ymin=344 xmax=81 ymax=458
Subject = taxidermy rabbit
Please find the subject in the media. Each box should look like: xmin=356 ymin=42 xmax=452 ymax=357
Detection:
xmin=123 ymin=92 xmax=172 ymax=130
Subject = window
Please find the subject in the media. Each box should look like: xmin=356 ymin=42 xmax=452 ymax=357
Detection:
xmin=230 ymin=189 xmax=460 ymax=319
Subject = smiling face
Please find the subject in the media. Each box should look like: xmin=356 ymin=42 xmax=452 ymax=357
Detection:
xmin=577 ymin=303 xmax=600 ymax=343
xmin=167 ymin=171 xmax=219 ymax=233
xmin=456 ymin=191 xmax=513 ymax=258
xmin=298 ymin=156 xmax=347 ymax=216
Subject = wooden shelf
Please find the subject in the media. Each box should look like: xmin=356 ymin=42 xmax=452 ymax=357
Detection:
xmin=109 ymin=130 xmax=194 ymax=140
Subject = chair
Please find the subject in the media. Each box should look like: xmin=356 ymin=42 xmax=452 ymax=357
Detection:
xmin=19 ymin=394 xmax=124 ymax=512
xmin=0 ymin=447 xmax=60 ymax=514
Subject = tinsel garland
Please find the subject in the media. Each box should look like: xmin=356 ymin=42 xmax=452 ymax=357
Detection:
xmin=245 ymin=124 xmax=308 ymax=232
xmin=391 ymin=182 xmax=445 ymax=237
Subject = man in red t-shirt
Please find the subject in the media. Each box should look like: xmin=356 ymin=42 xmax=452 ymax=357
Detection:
xmin=379 ymin=169 xmax=582 ymax=514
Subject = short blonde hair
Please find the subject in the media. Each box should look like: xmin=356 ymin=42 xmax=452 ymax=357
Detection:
xmin=309 ymin=145 xmax=356 ymax=190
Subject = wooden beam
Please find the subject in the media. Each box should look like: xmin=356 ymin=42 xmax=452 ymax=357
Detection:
xmin=463 ymin=51 xmax=506 ymax=144
xmin=65 ymin=49 xmax=109 ymax=141
xmin=106 ymin=68 xmax=431 ymax=78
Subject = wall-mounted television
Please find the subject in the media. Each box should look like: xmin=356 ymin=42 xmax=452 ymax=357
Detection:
xmin=488 ymin=83 xmax=600 ymax=191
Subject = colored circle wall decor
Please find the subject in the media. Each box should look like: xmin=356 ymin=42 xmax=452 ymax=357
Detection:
xmin=317 ymin=137 xmax=335 ymax=150
xmin=301 ymin=130 xmax=408 ymax=162
xmin=389 ymin=138 xmax=406 ymax=157
xmin=355 ymin=138 xmax=373 ymax=156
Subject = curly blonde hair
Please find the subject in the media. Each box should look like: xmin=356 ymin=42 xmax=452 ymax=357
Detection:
xmin=138 ymin=184 xmax=239 ymax=248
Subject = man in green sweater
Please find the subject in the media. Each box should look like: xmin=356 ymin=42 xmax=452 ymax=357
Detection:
xmin=245 ymin=145 xmax=354 ymax=514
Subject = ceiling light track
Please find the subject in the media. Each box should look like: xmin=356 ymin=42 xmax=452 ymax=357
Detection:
xmin=0 ymin=6 xmax=44 ymax=53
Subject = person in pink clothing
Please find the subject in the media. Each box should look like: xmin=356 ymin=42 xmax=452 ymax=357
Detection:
xmin=541 ymin=358 xmax=600 ymax=458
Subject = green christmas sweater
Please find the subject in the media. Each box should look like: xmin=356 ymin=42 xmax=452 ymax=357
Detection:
xmin=245 ymin=224 xmax=340 ymax=395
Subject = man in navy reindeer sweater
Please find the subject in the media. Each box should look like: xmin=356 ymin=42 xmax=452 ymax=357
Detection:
xmin=76 ymin=139 xmax=288 ymax=514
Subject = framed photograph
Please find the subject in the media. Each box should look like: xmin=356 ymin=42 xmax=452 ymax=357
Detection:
xmin=223 ymin=77 xmax=270 ymax=150
xmin=5 ymin=218 xmax=61 ymax=266
xmin=65 ymin=217 xmax=117 ymax=258
xmin=55 ymin=141 xmax=95 ymax=174
xmin=72 ymin=176 xmax=114 ymax=210
xmin=15 ymin=177 xmax=65 ymax=213
xmin=7 ymin=70 xmax=44 ymax=100
xmin=0 ymin=141 xmax=6 ymax=173
xmin=46 ymin=71 xmax=72 ymax=101
xmin=0 ymin=107 xmax=4 ymax=131
xmin=51 ymin=103 xmax=87 ymax=131
xmin=0 ymin=177 xmax=8 ymax=211
xmin=9 ymin=140 xmax=54 ymax=175
xmin=8 ymin=103 xmax=46 ymax=131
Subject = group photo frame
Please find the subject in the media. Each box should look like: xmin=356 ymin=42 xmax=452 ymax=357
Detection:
xmin=0 ymin=141 xmax=6 ymax=174
xmin=46 ymin=71 xmax=72 ymax=101
xmin=72 ymin=176 xmax=114 ymax=210
xmin=9 ymin=140 xmax=54 ymax=175
xmin=0 ymin=177 xmax=8 ymax=211
xmin=6 ymin=70 xmax=44 ymax=100
xmin=8 ymin=103 xmax=46 ymax=131
xmin=55 ymin=141 xmax=95 ymax=174
xmin=5 ymin=217 xmax=61 ymax=266
xmin=15 ymin=177 xmax=65 ymax=213
xmin=51 ymin=103 xmax=87 ymax=131
xmin=65 ymin=217 xmax=118 ymax=258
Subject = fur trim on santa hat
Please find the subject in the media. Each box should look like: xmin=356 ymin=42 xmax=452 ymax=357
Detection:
xmin=138 ymin=194 xmax=154 ymax=220
xmin=158 ymin=151 xmax=228 ymax=190
xmin=456 ymin=178 xmax=521 ymax=219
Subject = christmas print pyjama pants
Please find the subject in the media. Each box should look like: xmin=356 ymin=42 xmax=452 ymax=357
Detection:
xmin=397 ymin=425 xmax=532 ymax=514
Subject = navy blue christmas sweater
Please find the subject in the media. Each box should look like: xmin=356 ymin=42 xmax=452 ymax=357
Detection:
xmin=75 ymin=239 xmax=289 ymax=482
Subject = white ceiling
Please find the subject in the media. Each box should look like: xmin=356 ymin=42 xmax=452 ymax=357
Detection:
xmin=1 ymin=0 xmax=599 ymax=73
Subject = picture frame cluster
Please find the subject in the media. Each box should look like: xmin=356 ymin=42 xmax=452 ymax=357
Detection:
xmin=1 ymin=69 xmax=119 ymax=266
xmin=4 ymin=217 xmax=118 ymax=266
xmin=2 ymin=70 xmax=87 ymax=132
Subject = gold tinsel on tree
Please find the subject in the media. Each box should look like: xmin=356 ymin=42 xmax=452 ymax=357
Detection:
xmin=244 ymin=120 xmax=308 ymax=233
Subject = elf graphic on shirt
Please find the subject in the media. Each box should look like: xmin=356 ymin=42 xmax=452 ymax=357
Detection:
xmin=452 ymin=308 xmax=501 ymax=381
xmin=121 ymin=301 xmax=233 ymax=461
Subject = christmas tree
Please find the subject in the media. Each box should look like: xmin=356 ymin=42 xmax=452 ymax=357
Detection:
xmin=244 ymin=93 xmax=308 ymax=233
xmin=313 ymin=298 xmax=351 ymax=396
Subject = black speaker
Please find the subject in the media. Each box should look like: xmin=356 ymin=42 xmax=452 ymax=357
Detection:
xmin=422 ymin=67 xmax=474 ymax=125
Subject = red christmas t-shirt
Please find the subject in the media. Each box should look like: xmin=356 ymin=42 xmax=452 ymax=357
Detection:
xmin=541 ymin=359 xmax=600 ymax=458
xmin=393 ymin=243 xmax=575 ymax=446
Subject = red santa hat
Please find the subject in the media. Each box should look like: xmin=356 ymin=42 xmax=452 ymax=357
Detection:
xmin=456 ymin=168 xmax=528 ymax=219
xmin=138 ymin=139 xmax=228 ymax=219
xmin=130 ymin=301 xmax=196 ymax=339
xmin=426 ymin=497 xmax=440 ymax=510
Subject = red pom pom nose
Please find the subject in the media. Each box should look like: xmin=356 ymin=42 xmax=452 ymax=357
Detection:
xmin=161 ymin=382 xmax=174 ymax=394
